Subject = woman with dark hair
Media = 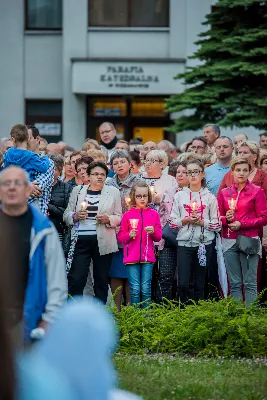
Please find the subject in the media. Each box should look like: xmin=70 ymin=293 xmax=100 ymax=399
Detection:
xmin=168 ymin=160 xmax=189 ymax=189
xmin=63 ymin=162 xmax=122 ymax=303
xmin=169 ymin=160 xmax=221 ymax=304
xmin=129 ymin=149 xmax=142 ymax=174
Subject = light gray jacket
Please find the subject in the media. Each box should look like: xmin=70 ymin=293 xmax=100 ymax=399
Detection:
xmin=63 ymin=185 xmax=122 ymax=256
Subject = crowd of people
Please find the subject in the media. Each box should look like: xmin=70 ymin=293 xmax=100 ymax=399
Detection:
xmin=1 ymin=122 xmax=267 ymax=347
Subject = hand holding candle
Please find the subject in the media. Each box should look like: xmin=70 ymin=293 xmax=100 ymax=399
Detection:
xmin=228 ymin=198 xmax=237 ymax=211
xmin=129 ymin=218 xmax=139 ymax=239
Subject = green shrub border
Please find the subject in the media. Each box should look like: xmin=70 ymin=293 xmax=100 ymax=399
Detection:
xmin=111 ymin=298 xmax=267 ymax=358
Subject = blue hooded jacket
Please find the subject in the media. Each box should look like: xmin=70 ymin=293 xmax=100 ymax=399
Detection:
xmin=4 ymin=148 xmax=50 ymax=181
xmin=23 ymin=205 xmax=54 ymax=342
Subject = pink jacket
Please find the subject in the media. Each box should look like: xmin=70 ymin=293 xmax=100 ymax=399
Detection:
xmin=217 ymin=181 xmax=267 ymax=239
xmin=117 ymin=207 xmax=162 ymax=264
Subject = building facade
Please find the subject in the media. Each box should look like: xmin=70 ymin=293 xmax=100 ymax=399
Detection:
xmin=0 ymin=0 xmax=258 ymax=147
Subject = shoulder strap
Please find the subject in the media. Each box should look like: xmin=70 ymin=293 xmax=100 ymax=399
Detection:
xmin=75 ymin=185 xmax=84 ymax=210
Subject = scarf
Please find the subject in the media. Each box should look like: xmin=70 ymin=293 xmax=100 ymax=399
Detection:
xmin=100 ymin=136 xmax=118 ymax=150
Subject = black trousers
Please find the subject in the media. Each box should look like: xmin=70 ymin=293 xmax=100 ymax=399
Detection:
xmin=177 ymin=244 xmax=212 ymax=304
xmin=205 ymin=238 xmax=220 ymax=300
xmin=68 ymin=235 xmax=113 ymax=303
xmin=155 ymin=247 xmax=177 ymax=303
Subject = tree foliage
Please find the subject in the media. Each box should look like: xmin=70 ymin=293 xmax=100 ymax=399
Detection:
xmin=166 ymin=0 xmax=267 ymax=133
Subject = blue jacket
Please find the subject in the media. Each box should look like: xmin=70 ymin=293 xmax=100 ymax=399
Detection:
xmin=24 ymin=205 xmax=67 ymax=343
xmin=4 ymin=148 xmax=50 ymax=181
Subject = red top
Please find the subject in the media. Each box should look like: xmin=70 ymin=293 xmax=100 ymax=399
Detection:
xmin=217 ymin=181 xmax=267 ymax=239
xmin=217 ymin=169 xmax=267 ymax=200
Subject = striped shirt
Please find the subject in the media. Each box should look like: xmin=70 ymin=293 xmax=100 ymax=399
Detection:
xmin=78 ymin=190 xmax=101 ymax=236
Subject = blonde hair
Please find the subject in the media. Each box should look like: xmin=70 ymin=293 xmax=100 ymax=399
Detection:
xmin=39 ymin=145 xmax=48 ymax=155
xmin=82 ymin=139 xmax=101 ymax=152
xmin=177 ymin=152 xmax=202 ymax=163
xmin=237 ymin=141 xmax=260 ymax=167
xmin=146 ymin=149 xmax=168 ymax=166
xmin=87 ymin=149 xmax=106 ymax=162
xmin=231 ymin=157 xmax=251 ymax=172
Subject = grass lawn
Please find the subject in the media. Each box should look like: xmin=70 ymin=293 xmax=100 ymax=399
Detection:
xmin=115 ymin=355 xmax=267 ymax=400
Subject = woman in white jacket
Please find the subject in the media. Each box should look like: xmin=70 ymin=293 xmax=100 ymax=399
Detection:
xmin=63 ymin=162 xmax=122 ymax=304
xmin=169 ymin=160 xmax=221 ymax=304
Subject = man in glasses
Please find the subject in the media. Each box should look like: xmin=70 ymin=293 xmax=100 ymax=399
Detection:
xmin=0 ymin=166 xmax=67 ymax=346
xmin=190 ymin=136 xmax=207 ymax=155
xmin=99 ymin=122 xmax=118 ymax=161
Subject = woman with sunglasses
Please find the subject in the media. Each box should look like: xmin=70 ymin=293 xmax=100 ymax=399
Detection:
xmin=169 ymin=160 xmax=221 ymax=304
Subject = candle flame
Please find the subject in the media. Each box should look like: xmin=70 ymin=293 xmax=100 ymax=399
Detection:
xmin=80 ymin=201 xmax=87 ymax=211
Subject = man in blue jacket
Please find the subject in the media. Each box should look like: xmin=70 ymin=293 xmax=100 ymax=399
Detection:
xmin=0 ymin=166 xmax=67 ymax=345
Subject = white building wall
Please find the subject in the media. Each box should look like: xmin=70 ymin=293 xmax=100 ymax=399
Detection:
xmin=87 ymin=31 xmax=170 ymax=59
xmin=63 ymin=0 xmax=88 ymax=148
xmin=0 ymin=0 xmax=24 ymax=137
xmin=25 ymin=34 xmax=63 ymax=98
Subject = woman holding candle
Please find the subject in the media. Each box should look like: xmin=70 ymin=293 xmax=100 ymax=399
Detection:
xmin=117 ymin=182 xmax=162 ymax=307
xmin=217 ymin=158 xmax=267 ymax=306
xmin=63 ymin=161 xmax=122 ymax=304
xmin=218 ymin=142 xmax=267 ymax=199
xmin=169 ymin=160 xmax=221 ymax=304
xmin=105 ymin=150 xmax=145 ymax=311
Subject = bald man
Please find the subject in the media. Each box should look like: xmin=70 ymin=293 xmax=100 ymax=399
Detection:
xmin=233 ymin=133 xmax=248 ymax=154
xmin=0 ymin=166 xmax=67 ymax=345
xmin=47 ymin=143 xmax=62 ymax=155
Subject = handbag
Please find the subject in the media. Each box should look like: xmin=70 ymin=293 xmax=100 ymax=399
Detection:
xmin=236 ymin=235 xmax=260 ymax=256
xmin=162 ymin=223 xmax=178 ymax=248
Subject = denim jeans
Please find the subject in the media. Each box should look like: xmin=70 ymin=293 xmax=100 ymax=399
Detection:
xmin=224 ymin=243 xmax=259 ymax=306
xmin=128 ymin=263 xmax=154 ymax=307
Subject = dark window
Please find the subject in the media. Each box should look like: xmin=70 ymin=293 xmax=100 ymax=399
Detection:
xmin=25 ymin=0 xmax=62 ymax=30
xmin=89 ymin=0 xmax=169 ymax=27
xmin=25 ymin=100 xmax=62 ymax=142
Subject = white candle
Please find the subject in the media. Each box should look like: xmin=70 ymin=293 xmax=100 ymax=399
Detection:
xmin=191 ymin=200 xmax=198 ymax=212
xmin=150 ymin=186 xmax=155 ymax=195
xmin=80 ymin=201 xmax=87 ymax=211
xmin=228 ymin=198 xmax=236 ymax=210
xmin=125 ymin=196 xmax=131 ymax=209
xmin=129 ymin=219 xmax=139 ymax=230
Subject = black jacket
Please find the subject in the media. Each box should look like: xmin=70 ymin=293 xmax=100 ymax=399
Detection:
xmin=48 ymin=180 xmax=72 ymax=234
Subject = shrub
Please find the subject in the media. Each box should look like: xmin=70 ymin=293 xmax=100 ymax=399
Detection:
xmin=112 ymin=298 xmax=267 ymax=357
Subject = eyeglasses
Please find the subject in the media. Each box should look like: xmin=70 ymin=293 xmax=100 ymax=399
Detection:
xmin=90 ymin=173 xmax=106 ymax=177
xmin=144 ymin=159 xmax=160 ymax=165
xmin=135 ymin=194 xmax=148 ymax=199
xmin=0 ymin=179 xmax=28 ymax=187
xmin=186 ymin=170 xmax=202 ymax=177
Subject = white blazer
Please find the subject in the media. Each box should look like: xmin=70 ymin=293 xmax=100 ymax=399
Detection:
xmin=63 ymin=185 xmax=122 ymax=256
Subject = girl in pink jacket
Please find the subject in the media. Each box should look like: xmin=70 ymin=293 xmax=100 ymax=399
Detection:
xmin=117 ymin=182 xmax=162 ymax=307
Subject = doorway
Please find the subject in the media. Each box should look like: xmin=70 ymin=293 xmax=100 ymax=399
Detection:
xmin=87 ymin=95 xmax=174 ymax=143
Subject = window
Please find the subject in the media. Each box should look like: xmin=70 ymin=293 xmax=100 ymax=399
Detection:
xmin=89 ymin=0 xmax=169 ymax=27
xmin=25 ymin=0 xmax=62 ymax=29
xmin=26 ymin=100 xmax=62 ymax=141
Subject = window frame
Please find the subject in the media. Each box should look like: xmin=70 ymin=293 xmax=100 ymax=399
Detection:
xmin=25 ymin=0 xmax=62 ymax=31
xmin=25 ymin=99 xmax=63 ymax=141
xmin=88 ymin=0 xmax=170 ymax=28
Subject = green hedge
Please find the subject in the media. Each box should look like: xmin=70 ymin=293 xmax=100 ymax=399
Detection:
xmin=113 ymin=299 xmax=267 ymax=357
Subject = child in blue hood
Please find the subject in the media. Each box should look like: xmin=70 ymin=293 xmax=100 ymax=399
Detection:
xmin=4 ymin=124 xmax=49 ymax=181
